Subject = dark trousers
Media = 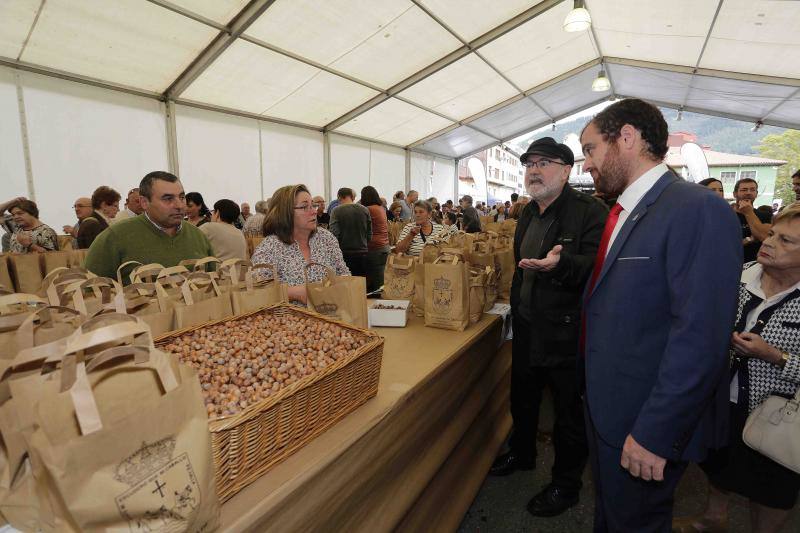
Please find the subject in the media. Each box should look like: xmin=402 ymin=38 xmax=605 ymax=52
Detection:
xmin=342 ymin=251 xmax=368 ymax=279
xmin=365 ymin=250 xmax=388 ymax=293
xmin=509 ymin=317 xmax=588 ymax=493
xmin=585 ymin=404 xmax=688 ymax=533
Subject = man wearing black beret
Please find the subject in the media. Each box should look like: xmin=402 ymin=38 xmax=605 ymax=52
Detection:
xmin=490 ymin=137 xmax=607 ymax=518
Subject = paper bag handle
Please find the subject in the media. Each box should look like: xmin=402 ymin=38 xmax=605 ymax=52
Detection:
xmin=181 ymin=256 xmax=220 ymax=272
xmin=155 ymin=274 xmax=194 ymax=306
xmin=67 ymin=345 xmax=179 ymax=435
xmin=304 ymin=262 xmax=336 ymax=287
xmin=61 ymin=277 xmax=126 ymax=315
xmin=185 ymin=271 xmax=222 ymax=298
xmin=116 ymin=260 xmax=143 ymax=285
xmin=156 ymin=265 xmax=190 ymax=279
xmin=123 ymin=282 xmax=169 ymax=313
xmin=387 ymin=254 xmax=413 ymax=271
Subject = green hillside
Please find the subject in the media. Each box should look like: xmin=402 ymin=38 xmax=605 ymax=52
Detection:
xmin=510 ymin=108 xmax=786 ymax=156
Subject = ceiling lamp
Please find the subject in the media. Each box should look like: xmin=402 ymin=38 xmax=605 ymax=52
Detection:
xmin=564 ymin=0 xmax=591 ymax=32
xmin=591 ymin=69 xmax=610 ymax=92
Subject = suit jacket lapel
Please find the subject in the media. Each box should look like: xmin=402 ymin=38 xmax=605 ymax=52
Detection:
xmin=589 ymin=172 xmax=678 ymax=297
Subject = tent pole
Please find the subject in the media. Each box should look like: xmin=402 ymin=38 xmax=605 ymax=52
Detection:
xmin=323 ymin=131 xmax=331 ymax=202
xmin=165 ymin=100 xmax=180 ymax=176
xmin=453 ymin=158 xmax=459 ymax=204
xmin=14 ymin=72 xmax=35 ymax=201
xmin=405 ymin=149 xmax=411 ymax=194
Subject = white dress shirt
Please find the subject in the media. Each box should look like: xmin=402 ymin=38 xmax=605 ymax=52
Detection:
xmin=606 ymin=163 xmax=670 ymax=255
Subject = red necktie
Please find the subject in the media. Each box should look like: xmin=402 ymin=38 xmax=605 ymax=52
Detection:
xmin=580 ymin=203 xmax=623 ymax=355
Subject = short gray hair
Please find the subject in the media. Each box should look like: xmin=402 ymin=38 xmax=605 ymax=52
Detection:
xmin=254 ymin=199 xmax=269 ymax=214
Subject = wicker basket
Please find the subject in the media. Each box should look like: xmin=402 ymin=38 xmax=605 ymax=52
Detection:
xmin=155 ymin=304 xmax=384 ymax=502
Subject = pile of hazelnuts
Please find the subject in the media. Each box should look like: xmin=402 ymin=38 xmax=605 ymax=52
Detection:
xmin=160 ymin=312 xmax=370 ymax=419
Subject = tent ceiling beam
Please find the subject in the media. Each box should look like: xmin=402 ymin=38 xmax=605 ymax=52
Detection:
xmin=16 ymin=0 xmax=46 ymax=61
xmin=454 ymin=95 xmax=612 ymax=161
xmin=0 ymin=56 xmax=163 ymax=100
xmin=408 ymin=0 xmax=555 ymax=121
xmin=605 ymin=57 xmax=800 ymax=88
xmin=324 ymin=0 xmax=564 ymax=132
xmin=760 ymin=87 xmax=800 ymax=123
xmin=584 ymin=1 xmax=615 ymax=98
xmin=163 ymin=0 xmax=278 ymax=100
xmin=144 ymin=0 xmax=229 ymax=32
xmin=678 ymin=0 xmax=725 ymax=112
xmin=616 ymin=94 xmax=800 ymax=131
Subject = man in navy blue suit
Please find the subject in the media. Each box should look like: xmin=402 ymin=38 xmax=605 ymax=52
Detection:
xmin=579 ymin=99 xmax=742 ymax=532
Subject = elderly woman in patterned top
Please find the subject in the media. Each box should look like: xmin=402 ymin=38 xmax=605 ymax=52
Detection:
xmin=4 ymin=198 xmax=59 ymax=253
xmin=674 ymin=204 xmax=800 ymax=533
xmin=251 ymin=184 xmax=349 ymax=305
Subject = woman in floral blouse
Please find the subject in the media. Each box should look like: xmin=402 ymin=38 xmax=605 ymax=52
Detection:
xmin=7 ymin=198 xmax=58 ymax=253
xmin=251 ymin=184 xmax=349 ymax=304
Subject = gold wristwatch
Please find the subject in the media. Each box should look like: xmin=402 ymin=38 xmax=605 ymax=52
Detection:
xmin=779 ymin=351 xmax=790 ymax=368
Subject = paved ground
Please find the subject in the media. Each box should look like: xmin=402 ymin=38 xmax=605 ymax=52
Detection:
xmin=458 ymin=394 xmax=800 ymax=532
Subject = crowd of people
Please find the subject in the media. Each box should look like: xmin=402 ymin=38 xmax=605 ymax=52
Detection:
xmin=2 ymin=97 xmax=800 ymax=532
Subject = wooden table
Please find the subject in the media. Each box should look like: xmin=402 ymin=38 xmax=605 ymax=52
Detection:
xmin=219 ymin=313 xmax=511 ymax=532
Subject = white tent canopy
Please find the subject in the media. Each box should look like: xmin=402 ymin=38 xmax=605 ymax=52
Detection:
xmin=2 ymin=0 xmax=799 ymax=226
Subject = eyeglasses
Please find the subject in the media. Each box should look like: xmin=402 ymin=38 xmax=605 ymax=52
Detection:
xmin=73 ymin=204 xmax=91 ymax=209
xmin=522 ymin=159 xmax=567 ymax=169
xmin=294 ymin=204 xmax=316 ymax=212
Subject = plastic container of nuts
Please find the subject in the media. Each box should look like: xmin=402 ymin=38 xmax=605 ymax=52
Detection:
xmin=368 ymin=299 xmax=411 ymax=327
xmin=155 ymin=303 xmax=384 ymax=502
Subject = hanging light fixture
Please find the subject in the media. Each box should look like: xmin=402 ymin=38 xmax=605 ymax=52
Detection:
xmin=564 ymin=0 xmax=591 ymax=32
xmin=591 ymin=69 xmax=610 ymax=92
xmin=676 ymin=107 xmax=683 ymax=121
xmin=751 ymin=121 xmax=763 ymax=132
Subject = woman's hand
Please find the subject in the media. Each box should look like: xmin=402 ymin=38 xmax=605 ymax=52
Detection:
xmin=287 ymin=285 xmax=308 ymax=305
xmin=16 ymin=232 xmax=32 ymax=247
xmin=731 ymin=332 xmax=783 ymax=364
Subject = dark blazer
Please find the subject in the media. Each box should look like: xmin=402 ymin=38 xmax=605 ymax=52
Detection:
xmin=583 ymin=172 xmax=742 ymax=462
xmin=511 ymin=185 xmax=607 ymax=366
xmin=76 ymin=211 xmax=109 ymax=249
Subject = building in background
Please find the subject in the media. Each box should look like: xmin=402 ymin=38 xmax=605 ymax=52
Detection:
xmin=458 ymin=145 xmax=525 ymax=206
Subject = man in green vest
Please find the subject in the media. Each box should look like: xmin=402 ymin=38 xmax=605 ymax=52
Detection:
xmin=85 ymin=171 xmax=213 ymax=283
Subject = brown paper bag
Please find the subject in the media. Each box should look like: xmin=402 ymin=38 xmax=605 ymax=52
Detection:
xmin=494 ymin=240 xmax=515 ymax=300
xmin=0 ymin=293 xmax=48 ymax=356
xmin=59 ymin=277 xmax=127 ymax=317
xmin=412 ymin=261 xmax=426 ymax=317
xmin=468 ymin=240 xmax=497 ymax=270
xmin=179 ymin=256 xmax=221 ymax=274
xmin=382 ymin=254 xmax=416 ymax=300
xmin=483 ymin=265 xmax=500 ymax=312
xmin=26 ymin=319 xmax=219 ymax=532
xmin=68 ymin=248 xmax=88 ymax=269
xmin=424 ymin=254 xmax=469 ymax=331
xmin=246 ymin=236 xmax=264 ymax=257
xmin=228 ymin=263 xmax=287 ymax=315
xmin=8 ymin=253 xmax=44 ymax=294
xmin=447 ymin=231 xmax=474 ymax=259
xmin=305 ymin=263 xmax=368 ymax=329
xmin=0 ymin=255 xmax=13 ymax=292
xmin=500 ymin=219 xmax=517 ymax=236
xmin=484 ymin=221 xmax=502 ymax=234
xmin=0 ymin=304 xmax=84 ymax=359
xmin=468 ymin=267 xmax=487 ymax=324
xmin=57 ymin=235 xmax=74 ymax=251
xmin=173 ymin=272 xmax=233 ymax=329
xmin=479 ymin=215 xmax=492 ymax=231
xmin=118 ymin=282 xmax=176 ymax=337
xmin=40 ymin=266 xmax=95 ymax=304
xmin=40 ymin=251 xmax=71 ymax=278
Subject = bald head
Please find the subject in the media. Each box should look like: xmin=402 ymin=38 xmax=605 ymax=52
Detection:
xmin=312 ymin=196 xmax=325 ymax=215
xmin=74 ymin=197 xmax=93 ymax=220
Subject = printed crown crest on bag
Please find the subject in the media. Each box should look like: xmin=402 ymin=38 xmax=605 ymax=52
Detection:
xmin=114 ymin=437 xmax=177 ymax=486
xmin=432 ymin=276 xmax=453 ymax=312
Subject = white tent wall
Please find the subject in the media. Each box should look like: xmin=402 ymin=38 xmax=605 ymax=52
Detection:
xmin=175 ymin=105 xmax=262 ymax=208
xmin=259 ymin=121 xmax=324 ymax=201
xmin=410 ymin=152 xmax=458 ymax=204
xmin=432 ymin=156 xmax=457 ymax=204
xmin=410 ymin=152 xmax=434 ymax=198
xmin=19 ymin=69 xmax=169 ymax=230
xmin=0 ymin=67 xmax=28 ymax=201
xmin=368 ymin=144 xmax=405 ymax=201
xmin=329 ymin=134 xmax=407 ymax=202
